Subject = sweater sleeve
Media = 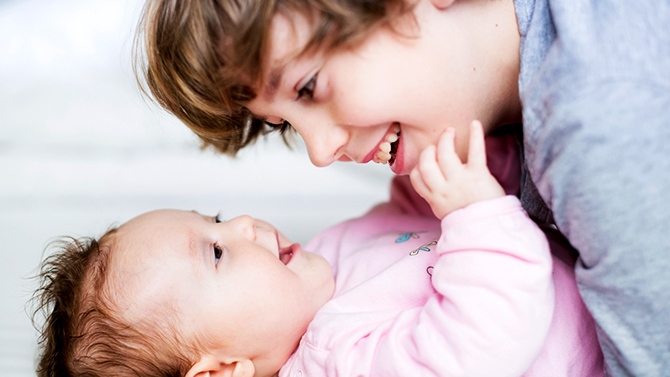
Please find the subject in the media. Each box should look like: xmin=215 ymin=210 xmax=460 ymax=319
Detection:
xmin=518 ymin=2 xmax=670 ymax=372
xmin=370 ymin=196 xmax=554 ymax=377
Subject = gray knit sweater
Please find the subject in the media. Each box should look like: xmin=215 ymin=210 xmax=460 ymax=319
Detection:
xmin=514 ymin=0 xmax=670 ymax=375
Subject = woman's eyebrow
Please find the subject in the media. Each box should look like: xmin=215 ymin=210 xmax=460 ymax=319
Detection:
xmin=264 ymin=65 xmax=284 ymax=100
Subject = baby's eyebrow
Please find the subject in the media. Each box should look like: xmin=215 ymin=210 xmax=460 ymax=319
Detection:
xmin=187 ymin=231 xmax=198 ymax=259
xmin=190 ymin=210 xmax=213 ymax=222
xmin=186 ymin=229 xmax=208 ymax=276
xmin=186 ymin=211 xmax=210 ymax=271
xmin=190 ymin=211 xmax=221 ymax=229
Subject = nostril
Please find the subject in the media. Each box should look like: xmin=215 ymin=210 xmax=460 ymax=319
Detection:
xmin=233 ymin=215 xmax=257 ymax=240
xmin=302 ymin=124 xmax=347 ymax=167
xmin=246 ymin=219 xmax=257 ymax=241
xmin=337 ymin=155 xmax=352 ymax=162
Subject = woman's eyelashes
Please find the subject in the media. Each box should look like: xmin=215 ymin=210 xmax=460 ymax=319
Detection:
xmin=296 ymin=73 xmax=317 ymax=100
xmin=213 ymin=243 xmax=223 ymax=266
xmin=265 ymin=119 xmax=292 ymax=133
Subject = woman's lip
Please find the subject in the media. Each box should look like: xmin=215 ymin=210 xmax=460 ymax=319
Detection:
xmin=389 ymin=132 xmax=404 ymax=174
xmin=361 ymin=146 xmax=377 ymax=164
xmin=362 ymin=123 xmax=399 ymax=164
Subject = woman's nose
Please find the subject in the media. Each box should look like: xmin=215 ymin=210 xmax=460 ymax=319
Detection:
xmin=228 ymin=215 xmax=256 ymax=241
xmin=291 ymin=118 xmax=348 ymax=168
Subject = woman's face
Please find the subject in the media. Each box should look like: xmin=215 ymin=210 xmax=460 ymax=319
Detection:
xmin=246 ymin=1 xmax=521 ymax=174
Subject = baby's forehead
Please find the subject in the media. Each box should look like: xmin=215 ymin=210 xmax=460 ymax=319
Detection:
xmin=115 ymin=210 xmax=200 ymax=246
xmin=121 ymin=209 xmax=191 ymax=229
xmin=110 ymin=210 xmax=199 ymax=297
xmin=107 ymin=232 xmax=188 ymax=322
xmin=113 ymin=211 xmax=196 ymax=266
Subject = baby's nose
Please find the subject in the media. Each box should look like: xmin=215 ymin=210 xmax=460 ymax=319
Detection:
xmin=229 ymin=215 xmax=257 ymax=241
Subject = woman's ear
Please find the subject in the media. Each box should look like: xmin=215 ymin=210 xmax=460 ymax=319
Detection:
xmin=186 ymin=355 xmax=255 ymax=377
xmin=430 ymin=0 xmax=457 ymax=9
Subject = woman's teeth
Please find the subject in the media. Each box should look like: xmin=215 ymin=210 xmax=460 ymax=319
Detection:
xmin=375 ymin=124 xmax=400 ymax=164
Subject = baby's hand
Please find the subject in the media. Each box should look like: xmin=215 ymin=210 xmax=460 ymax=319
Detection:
xmin=410 ymin=121 xmax=505 ymax=219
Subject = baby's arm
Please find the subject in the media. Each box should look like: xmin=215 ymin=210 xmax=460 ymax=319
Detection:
xmin=409 ymin=121 xmax=506 ymax=219
xmin=371 ymin=122 xmax=552 ymax=376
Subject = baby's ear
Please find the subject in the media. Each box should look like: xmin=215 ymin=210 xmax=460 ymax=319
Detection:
xmin=430 ymin=0 xmax=457 ymax=9
xmin=186 ymin=355 xmax=255 ymax=377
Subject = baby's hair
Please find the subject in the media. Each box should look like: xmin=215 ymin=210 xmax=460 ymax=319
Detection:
xmin=31 ymin=229 xmax=201 ymax=376
xmin=134 ymin=0 xmax=414 ymax=156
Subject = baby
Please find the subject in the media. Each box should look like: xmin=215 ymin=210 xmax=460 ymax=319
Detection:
xmin=32 ymin=124 xmax=602 ymax=376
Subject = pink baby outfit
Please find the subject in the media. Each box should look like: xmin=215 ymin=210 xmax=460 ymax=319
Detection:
xmin=280 ymin=128 xmax=603 ymax=377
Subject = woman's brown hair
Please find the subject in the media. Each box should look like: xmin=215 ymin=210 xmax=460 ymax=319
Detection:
xmin=134 ymin=0 xmax=413 ymax=156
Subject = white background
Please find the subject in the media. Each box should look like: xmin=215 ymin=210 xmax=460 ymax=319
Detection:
xmin=0 ymin=0 xmax=393 ymax=374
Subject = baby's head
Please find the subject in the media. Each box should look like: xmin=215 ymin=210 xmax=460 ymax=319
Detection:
xmin=134 ymin=0 xmax=414 ymax=155
xmin=33 ymin=209 xmax=334 ymax=377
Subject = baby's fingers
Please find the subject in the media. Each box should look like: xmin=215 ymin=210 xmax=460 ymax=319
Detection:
xmin=409 ymin=166 xmax=430 ymax=199
xmin=420 ymin=145 xmax=448 ymax=189
xmin=466 ymin=120 xmax=487 ymax=168
xmin=436 ymin=127 xmax=464 ymax=176
xmin=412 ymin=145 xmax=445 ymax=193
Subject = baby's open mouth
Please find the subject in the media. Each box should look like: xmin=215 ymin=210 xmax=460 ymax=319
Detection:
xmin=374 ymin=123 xmax=400 ymax=165
xmin=279 ymin=245 xmax=295 ymax=265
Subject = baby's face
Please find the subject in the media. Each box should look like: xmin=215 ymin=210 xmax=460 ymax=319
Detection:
xmin=111 ymin=209 xmax=334 ymax=371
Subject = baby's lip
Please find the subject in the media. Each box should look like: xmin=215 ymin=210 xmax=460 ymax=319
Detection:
xmin=274 ymin=230 xmax=296 ymax=265
xmin=279 ymin=243 xmax=298 ymax=265
xmin=274 ymin=230 xmax=282 ymax=256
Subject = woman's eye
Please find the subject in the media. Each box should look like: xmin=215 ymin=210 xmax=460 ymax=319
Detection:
xmin=264 ymin=118 xmax=293 ymax=134
xmin=213 ymin=244 xmax=223 ymax=266
xmin=265 ymin=120 xmax=283 ymax=128
xmin=297 ymin=74 xmax=317 ymax=100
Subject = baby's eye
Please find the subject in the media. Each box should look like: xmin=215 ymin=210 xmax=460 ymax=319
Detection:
xmin=214 ymin=213 xmax=222 ymax=223
xmin=213 ymin=243 xmax=223 ymax=266
xmin=297 ymin=74 xmax=317 ymax=100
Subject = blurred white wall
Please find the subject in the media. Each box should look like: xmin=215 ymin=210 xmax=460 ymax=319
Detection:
xmin=0 ymin=0 xmax=393 ymax=374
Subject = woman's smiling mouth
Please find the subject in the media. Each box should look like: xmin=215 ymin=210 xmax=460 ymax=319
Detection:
xmin=374 ymin=123 xmax=400 ymax=165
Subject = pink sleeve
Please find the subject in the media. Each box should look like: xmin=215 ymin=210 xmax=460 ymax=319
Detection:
xmin=372 ymin=196 xmax=554 ymax=377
